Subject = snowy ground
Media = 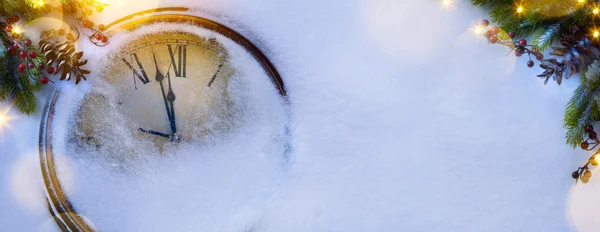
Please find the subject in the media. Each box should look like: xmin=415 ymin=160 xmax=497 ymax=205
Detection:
xmin=0 ymin=0 xmax=593 ymax=231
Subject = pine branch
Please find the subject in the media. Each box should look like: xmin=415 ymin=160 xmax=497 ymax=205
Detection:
xmin=532 ymin=24 xmax=560 ymax=52
xmin=471 ymin=0 xmax=512 ymax=7
xmin=564 ymin=61 xmax=600 ymax=148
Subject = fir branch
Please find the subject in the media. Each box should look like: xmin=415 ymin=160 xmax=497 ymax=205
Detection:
xmin=532 ymin=24 xmax=560 ymax=52
xmin=564 ymin=61 xmax=600 ymax=148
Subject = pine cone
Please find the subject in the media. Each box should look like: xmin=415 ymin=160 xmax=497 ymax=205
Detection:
xmin=39 ymin=39 xmax=90 ymax=84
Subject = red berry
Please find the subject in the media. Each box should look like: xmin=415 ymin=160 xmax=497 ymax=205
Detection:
xmin=585 ymin=125 xmax=594 ymax=133
xmin=40 ymin=76 xmax=49 ymax=85
xmin=5 ymin=25 xmax=12 ymax=32
xmin=527 ymin=60 xmax=534 ymax=67
xmin=101 ymin=36 xmax=108 ymax=43
xmin=489 ymin=35 xmax=498 ymax=44
xmin=24 ymin=39 xmax=31 ymax=46
xmin=518 ymin=39 xmax=527 ymax=46
xmin=39 ymin=62 xmax=45 ymax=69
xmin=591 ymin=131 xmax=598 ymax=140
xmin=515 ymin=48 xmax=524 ymax=57
xmin=582 ymin=141 xmax=590 ymax=150
xmin=508 ymin=31 xmax=516 ymax=39
xmin=58 ymin=29 xmax=65 ymax=35
xmin=481 ymin=19 xmax=489 ymax=27
xmin=12 ymin=42 xmax=18 ymax=49
xmin=9 ymin=50 xmax=16 ymax=56
xmin=83 ymin=20 xmax=93 ymax=28
xmin=6 ymin=46 xmax=14 ymax=53
xmin=28 ymin=62 xmax=35 ymax=69
xmin=536 ymin=53 xmax=544 ymax=61
xmin=95 ymin=33 xmax=103 ymax=40
xmin=573 ymin=171 xmax=580 ymax=179
xmin=18 ymin=64 xmax=25 ymax=72
xmin=47 ymin=67 xmax=55 ymax=74
xmin=532 ymin=47 xmax=538 ymax=53
xmin=19 ymin=51 xmax=27 ymax=58
xmin=485 ymin=30 xmax=492 ymax=38
xmin=0 ymin=22 xmax=6 ymax=28
xmin=11 ymin=15 xmax=19 ymax=23
xmin=490 ymin=26 xmax=500 ymax=35
xmin=29 ymin=51 xmax=37 ymax=58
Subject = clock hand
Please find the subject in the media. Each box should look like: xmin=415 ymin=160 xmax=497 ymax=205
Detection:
xmin=138 ymin=128 xmax=171 ymax=139
xmin=151 ymin=50 xmax=176 ymax=134
xmin=166 ymin=67 xmax=177 ymax=134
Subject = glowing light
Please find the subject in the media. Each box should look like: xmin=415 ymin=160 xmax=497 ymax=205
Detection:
xmin=12 ymin=27 xmax=21 ymax=34
xmin=594 ymin=31 xmax=599 ymax=38
xmin=36 ymin=0 xmax=44 ymax=7
xmin=517 ymin=6 xmax=524 ymax=13
xmin=472 ymin=24 xmax=484 ymax=36
xmin=579 ymin=0 xmax=585 ymax=3
xmin=594 ymin=8 xmax=599 ymax=14
xmin=442 ymin=0 xmax=451 ymax=7
xmin=0 ymin=106 xmax=16 ymax=137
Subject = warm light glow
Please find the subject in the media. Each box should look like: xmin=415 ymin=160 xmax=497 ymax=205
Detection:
xmin=472 ymin=24 xmax=484 ymax=36
xmin=579 ymin=0 xmax=585 ymax=3
xmin=442 ymin=0 xmax=451 ymax=7
xmin=517 ymin=6 xmax=524 ymax=13
xmin=36 ymin=0 xmax=44 ymax=7
xmin=12 ymin=27 xmax=21 ymax=34
xmin=594 ymin=31 xmax=599 ymax=38
xmin=594 ymin=8 xmax=599 ymax=14
xmin=0 ymin=105 xmax=16 ymax=137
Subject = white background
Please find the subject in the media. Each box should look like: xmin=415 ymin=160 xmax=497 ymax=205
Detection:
xmin=0 ymin=0 xmax=591 ymax=231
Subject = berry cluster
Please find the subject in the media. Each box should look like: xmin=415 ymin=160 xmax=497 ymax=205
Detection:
xmin=2 ymin=16 xmax=52 ymax=85
xmin=480 ymin=19 xmax=544 ymax=69
xmin=572 ymin=125 xmax=599 ymax=184
xmin=65 ymin=0 xmax=110 ymax=47
xmin=1 ymin=15 xmax=22 ymax=39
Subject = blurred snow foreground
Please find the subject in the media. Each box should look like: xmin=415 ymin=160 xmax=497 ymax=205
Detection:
xmin=0 ymin=0 xmax=594 ymax=231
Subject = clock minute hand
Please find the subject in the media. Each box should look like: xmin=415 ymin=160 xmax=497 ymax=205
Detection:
xmin=151 ymin=50 xmax=175 ymax=132
xmin=166 ymin=70 xmax=177 ymax=134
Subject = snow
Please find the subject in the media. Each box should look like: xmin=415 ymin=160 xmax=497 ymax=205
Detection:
xmin=0 ymin=0 xmax=590 ymax=231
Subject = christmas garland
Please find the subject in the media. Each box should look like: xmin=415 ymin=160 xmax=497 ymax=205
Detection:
xmin=472 ymin=0 xmax=600 ymax=183
xmin=0 ymin=0 xmax=109 ymax=115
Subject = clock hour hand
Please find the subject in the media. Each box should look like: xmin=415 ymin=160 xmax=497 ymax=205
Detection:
xmin=138 ymin=128 xmax=171 ymax=139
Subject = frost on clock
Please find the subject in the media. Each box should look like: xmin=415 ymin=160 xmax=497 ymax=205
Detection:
xmin=46 ymin=24 xmax=290 ymax=231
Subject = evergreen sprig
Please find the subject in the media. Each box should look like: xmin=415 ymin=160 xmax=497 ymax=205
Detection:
xmin=0 ymin=0 xmax=106 ymax=115
xmin=564 ymin=61 xmax=600 ymax=148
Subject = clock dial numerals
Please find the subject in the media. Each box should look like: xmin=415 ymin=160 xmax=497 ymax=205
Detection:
xmin=122 ymin=53 xmax=151 ymax=89
xmin=167 ymin=44 xmax=187 ymax=78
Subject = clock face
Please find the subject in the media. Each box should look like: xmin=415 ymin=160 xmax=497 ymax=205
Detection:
xmin=72 ymin=32 xmax=237 ymax=166
xmin=40 ymin=13 xmax=289 ymax=231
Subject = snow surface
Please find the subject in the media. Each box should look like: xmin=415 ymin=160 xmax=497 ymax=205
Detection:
xmin=0 ymin=0 xmax=592 ymax=231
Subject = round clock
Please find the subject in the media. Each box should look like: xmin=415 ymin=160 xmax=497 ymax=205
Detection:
xmin=39 ymin=8 xmax=289 ymax=231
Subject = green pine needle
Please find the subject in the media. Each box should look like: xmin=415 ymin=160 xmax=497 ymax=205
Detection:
xmin=564 ymin=62 xmax=600 ymax=148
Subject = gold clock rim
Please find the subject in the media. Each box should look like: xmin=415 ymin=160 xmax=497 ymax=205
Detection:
xmin=39 ymin=8 xmax=288 ymax=232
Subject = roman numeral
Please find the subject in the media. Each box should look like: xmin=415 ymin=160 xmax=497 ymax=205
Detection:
xmin=167 ymin=44 xmax=187 ymax=78
xmin=122 ymin=53 xmax=150 ymax=89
